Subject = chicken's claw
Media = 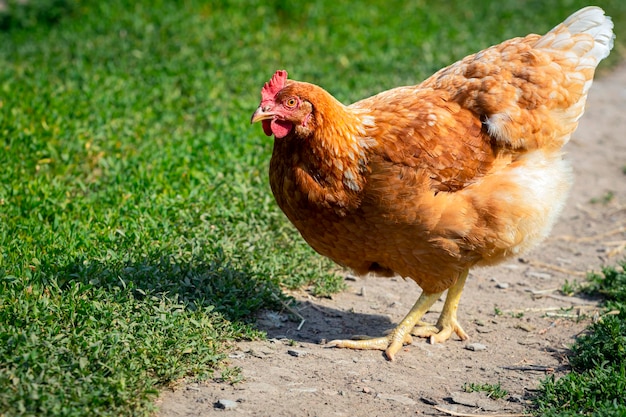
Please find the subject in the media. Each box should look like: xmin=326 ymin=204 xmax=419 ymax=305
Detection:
xmin=328 ymin=270 xmax=470 ymax=360
xmin=327 ymin=290 xmax=442 ymax=360
xmin=430 ymin=318 xmax=469 ymax=344
xmin=410 ymin=318 xmax=469 ymax=343
xmin=409 ymin=321 xmax=440 ymax=338
xmin=328 ymin=331 xmax=414 ymax=361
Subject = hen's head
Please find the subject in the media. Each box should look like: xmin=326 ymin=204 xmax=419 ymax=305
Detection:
xmin=251 ymin=70 xmax=319 ymax=139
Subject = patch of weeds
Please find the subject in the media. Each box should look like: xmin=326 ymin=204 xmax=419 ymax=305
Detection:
xmin=532 ymin=263 xmax=626 ymax=416
xmin=462 ymin=382 xmax=508 ymax=399
xmin=216 ymin=366 xmax=244 ymax=385
xmin=589 ymin=191 xmax=615 ymax=205
xmin=584 ymin=261 xmax=626 ymax=305
xmin=534 ymin=364 xmax=626 ymax=416
xmin=560 ymin=279 xmax=580 ymax=296
xmin=0 ymin=274 xmax=243 ymax=416
xmin=570 ymin=312 xmax=626 ymax=372
xmin=494 ymin=306 xmax=503 ymax=316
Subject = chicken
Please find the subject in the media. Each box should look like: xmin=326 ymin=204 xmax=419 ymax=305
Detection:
xmin=251 ymin=7 xmax=614 ymax=360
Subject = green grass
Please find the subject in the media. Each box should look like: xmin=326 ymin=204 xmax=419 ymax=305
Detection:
xmin=532 ymin=262 xmax=626 ymax=416
xmin=462 ymin=382 xmax=509 ymax=400
xmin=1 ymin=1 xmax=626 ymax=416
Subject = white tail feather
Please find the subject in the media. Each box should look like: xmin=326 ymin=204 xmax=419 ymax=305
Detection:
xmin=536 ymin=6 xmax=614 ymax=62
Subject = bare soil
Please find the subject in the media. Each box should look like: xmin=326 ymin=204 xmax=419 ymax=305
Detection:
xmin=156 ymin=63 xmax=626 ymax=416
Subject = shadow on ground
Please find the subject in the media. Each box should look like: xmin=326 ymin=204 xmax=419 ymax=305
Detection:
xmin=254 ymin=297 xmax=401 ymax=346
xmin=44 ymin=250 xmax=283 ymax=323
xmin=44 ymin=248 xmax=401 ymax=354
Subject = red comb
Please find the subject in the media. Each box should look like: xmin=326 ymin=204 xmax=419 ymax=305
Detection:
xmin=261 ymin=70 xmax=288 ymax=105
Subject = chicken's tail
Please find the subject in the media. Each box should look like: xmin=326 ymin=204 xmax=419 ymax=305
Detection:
xmin=535 ymin=6 xmax=614 ymax=77
xmin=421 ymin=7 xmax=614 ymax=151
xmin=519 ymin=7 xmax=615 ymax=148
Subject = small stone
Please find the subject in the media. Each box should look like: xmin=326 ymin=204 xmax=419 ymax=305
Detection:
xmin=465 ymin=343 xmax=487 ymax=351
xmin=215 ymin=399 xmax=238 ymax=410
xmin=362 ymin=387 xmax=372 ymax=394
xmin=287 ymin=349 xmax=308 ymax=357
xmin=477 ymin=399 xmax=503 ymax=412
xmin=515 ymin=323 xmax=536 ymax=332
xmin=476 ymin=327 xmax=494 ymax=334
xmin=496 ymin=282 xmax=509 ymax=289
xmin=526 ymin=271 xmax=552 ymax=280
xmin=451 ymin=391 xmax=479 ymax=407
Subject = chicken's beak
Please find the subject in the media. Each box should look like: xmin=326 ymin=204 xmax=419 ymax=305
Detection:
xmin=251 ymin=106 xmax=274 ymax=124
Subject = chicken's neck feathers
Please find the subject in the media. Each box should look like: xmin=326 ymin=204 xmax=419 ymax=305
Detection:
xmin=312 ymin=101 xmax=375 ymax=156
xmin=273 ymin=87 xmax=380 ymax=215
xmin=304 ymin=93 xmax=377 ymax=192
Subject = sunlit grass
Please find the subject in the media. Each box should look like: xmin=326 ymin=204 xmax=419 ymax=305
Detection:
xmin=533 ymin=262 xmax=626 ymax=416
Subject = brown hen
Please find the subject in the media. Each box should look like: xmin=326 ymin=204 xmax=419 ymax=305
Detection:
xmin=251 ymin=7 xmax=614 ymax=360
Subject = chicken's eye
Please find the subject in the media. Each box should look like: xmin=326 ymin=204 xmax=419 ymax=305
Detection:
xmin=284 ymin=97 xmax=298 ymax=108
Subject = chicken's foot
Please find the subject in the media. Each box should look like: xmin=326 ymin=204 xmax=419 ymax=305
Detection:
xmin=411 ymin=269 xmax=469 ymax=343
xmin=328 ymin=290 xmax=442 ymax=361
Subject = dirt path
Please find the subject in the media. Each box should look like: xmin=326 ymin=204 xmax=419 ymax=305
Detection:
xmin=156 ymin=63 xmax=626 ymax=416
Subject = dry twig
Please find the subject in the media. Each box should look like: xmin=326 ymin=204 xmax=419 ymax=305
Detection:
xmin=271 ymin=293 xmax=306 ymax=330
xmin=554 ymin=225 xmax=626 ymax=243
xmin=433 ymin=406 xmax=529 ymax=417
xmin=607 ymin=241 xmax=626 ymax=257
xmin=545 ymin=312 xmax=582 ymax=318
xmin=502 ymin=305 xmax=596 ymax=314
xmin=531 ymin=292 xmax=597 ymax=306
xmin=501 ymin=365 xmax=554 ymax=372
xmin=527 ymin=260 xmax=588 ymax=277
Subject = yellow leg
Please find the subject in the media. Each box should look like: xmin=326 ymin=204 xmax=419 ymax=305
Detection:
xmin=411 ymin=269 xmax=469 ymax=343
xmin=328 ymin=289 xmax=442 ymax=361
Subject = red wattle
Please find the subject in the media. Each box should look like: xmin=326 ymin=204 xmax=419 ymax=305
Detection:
xmin=271 ymin=120 xmax=293 ymax=138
